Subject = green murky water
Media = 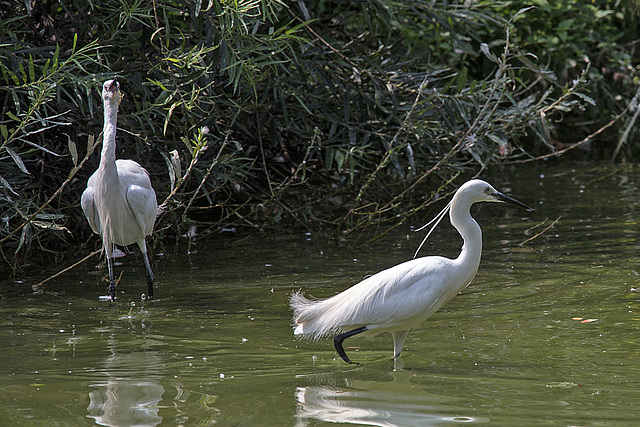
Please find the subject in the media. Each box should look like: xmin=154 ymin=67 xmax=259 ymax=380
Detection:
xmin=2 ymin=164 xmax=640 ymax=426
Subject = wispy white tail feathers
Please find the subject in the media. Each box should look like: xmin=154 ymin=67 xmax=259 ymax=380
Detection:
xmin=290 ymin=291 xmax=320 ymax=337
xmin=290 ymin=291 xmax=352 ymax=340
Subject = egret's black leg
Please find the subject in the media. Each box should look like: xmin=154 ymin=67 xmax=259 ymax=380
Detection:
xmin=106 ymin=255 xmax=116 ymax=302
xmin=146 ymin=274 xmax=154 ymax=299
xmin=334 ymin=326 xmax=368 ymax=364
xmin=142 ymin=252 xmax=154 ymax=299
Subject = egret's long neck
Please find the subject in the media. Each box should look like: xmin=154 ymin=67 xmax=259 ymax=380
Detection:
xmin=450 ymin=196 xmax=482 ymax=271
xmin=99 ymin=99 xmax=118 ymax=175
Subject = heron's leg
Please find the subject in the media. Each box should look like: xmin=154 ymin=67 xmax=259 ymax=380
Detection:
xmin=391 ymin=330 xmax=409 ymax=359
xmin=106 ymin=253 xmax=116 ymax=302
xmin=142 ymin=251 xmax=154 ymax=299
xmin=334 ymin=326 xmax=368 ymax=364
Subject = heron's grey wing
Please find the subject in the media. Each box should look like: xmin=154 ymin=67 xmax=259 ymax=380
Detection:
xmin=81 ymin=186 xmax=100 ymax=234
xmin=125 ymin=184 xmax=158 ymax=237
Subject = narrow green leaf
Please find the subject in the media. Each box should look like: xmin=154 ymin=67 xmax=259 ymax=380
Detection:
xmin=28 ymin=54 xmax=35 ymax=82
xmin=6 ymin=111 xmax=19 ymax=121
xmin=348 ymin=156 xmax=355 ymax=184
xmin=8 ymin=68 xmax=19 ymax=85
xmin=574 ymin=92 xmax=596 ymax=106
xmin=16 ymin=224 xmax=29 ymax=254
xmin=42 ymin=58 xmax=51 ymax=77
xmin=595 ymin=9 xmax=614 ymax=19
xmin=335 ymin=151 xmax=345 ymax=172
xmin=31 ymin=219 xmax=69 ymax=232
xmin=18 ymin=62 xmax=27 ymax=83
xmin=161 ymin=151 xmax=177 ymax=191
xmin=513 ymin=6 xmax=536 ymax=21
xmin=0 ymin=63 xmax=9 ymax=85
xmin=0 ymin=175 xmax=19 ymax=196
xmin=68 ymin=136 xmax=78 ymax=166
xmin=164 ymin=8 xmax=170 ymax=48
xmin=6 ymin=147 xmax=30 ymax=174
xmin=87 ymin=134 xmax=96 ymax=152
xmin=171 ymin=149 xmax=182 ymax=180
xmin=480 ymin=43 xmax=497 ymax=63
xmin=34 ymin=213 xmax=66 ymax=220
xmin=457 ymin=67 xmax=468 ymax=93
xmin=487 ymin=133 xmax=508 ymax=146
xmin=325 ymin=148 xmax=334 ymax=171
xmin=52 ymin=44 xmax=60 ymax=72
xmin=0 ymin=125 xmax=7 ymax=140
xmin=165 ymin=102 xmax=179 ymax=135
xmin=72 ymin=33 xmax=78 ymax=52
xmin=147 ymin=78 xmax=169 ymax=91
xmin=540 ymin=111 xmax=552 ymax=142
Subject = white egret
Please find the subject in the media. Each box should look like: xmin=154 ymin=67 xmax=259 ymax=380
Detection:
xmin=290 ymin=179 xmax=531 ymax=363
xmin=81 ymin=79 xmax=158 ymax=301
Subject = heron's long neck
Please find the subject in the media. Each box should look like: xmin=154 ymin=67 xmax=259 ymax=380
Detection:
xmin=96 ymin=99 xmax=121 ymax=254
xmin=99 ymin=100 xmax=119 ymax=180
xmin=450 ymin=198 xmax=482 ymax=271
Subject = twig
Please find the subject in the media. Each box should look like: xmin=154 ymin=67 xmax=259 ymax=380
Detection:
xmin=287 ymin=8 xmax=362 ymax=72
xmin=372 ymin=26 xmax=517 ymax=218
xmin=332 ymin=73 xmax=431 ymax=238
xmin=582 ymin=164 xmax=630 ymax=186
xmin=32 ymin=249 xmax=101 ymax=294
xmin=506 ymin=105 xmax=629 ymax=164
xmin=159 ymin=134 xmax=209 ymax=210
xmin=181 ymin=134 xmax=229 ymax=225
xmin=256 ymin=111 xmax=273 ymax=195
xmin=339 ymin=37 xmax=512 ymax=238
xmin=519 ymin=216 xmax=561 ymax=246
xmin=612 ymin=86 xmax=640 ymax=162
xmin=359 ymin=173 xmax=460 ymax=246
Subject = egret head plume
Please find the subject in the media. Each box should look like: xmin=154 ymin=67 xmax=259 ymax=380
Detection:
xmin=413 ymin=199 xmax=452 ymax=259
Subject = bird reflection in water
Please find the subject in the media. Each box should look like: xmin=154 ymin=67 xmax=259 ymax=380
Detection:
xmin=87 ymin=380 xmax=164 ymax=427
xmin=86 ymin=318 xmax=164 ymax=426
xmin=294 ymin=370 xmax=489 ymax=426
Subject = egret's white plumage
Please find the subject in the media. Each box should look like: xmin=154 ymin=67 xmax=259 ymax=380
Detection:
xmin=81 ymin=79 xmax=158 ymax=301
xmin=290 ymin=179 xmax=531 ymax=363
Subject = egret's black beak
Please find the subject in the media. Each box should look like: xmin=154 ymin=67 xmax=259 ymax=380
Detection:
xmin=493 ymin=191 xmax=532 ymax=211
xmin=108 ymin=79 xmax=118 ymax=92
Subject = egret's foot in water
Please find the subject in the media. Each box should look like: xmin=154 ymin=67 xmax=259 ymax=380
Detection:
xmin=334 ymin=326 xmax=368 ymax=364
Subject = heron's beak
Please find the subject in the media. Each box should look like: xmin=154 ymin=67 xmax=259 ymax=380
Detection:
xmin=108 ymin=79 xmax=123 ymax=104
xmin=493 ymin=191 xmax=532 ymax=211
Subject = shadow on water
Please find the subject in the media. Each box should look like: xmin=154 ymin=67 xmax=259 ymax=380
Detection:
xmin=2 ymin=164 xmax=640 ymax=425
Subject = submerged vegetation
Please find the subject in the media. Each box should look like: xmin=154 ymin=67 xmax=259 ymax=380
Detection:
xmin=0 ymin=0 xmax=638 ymax=274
